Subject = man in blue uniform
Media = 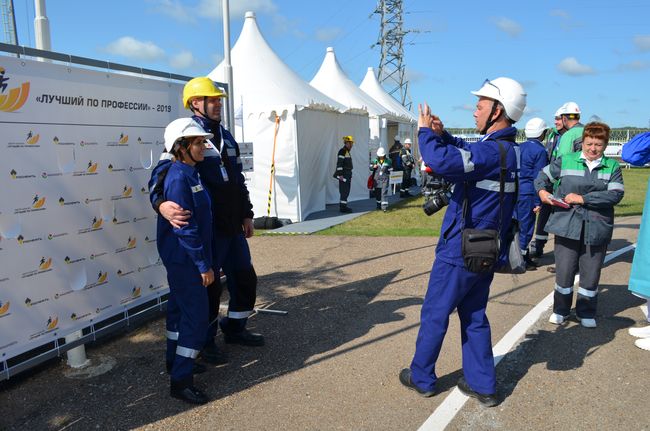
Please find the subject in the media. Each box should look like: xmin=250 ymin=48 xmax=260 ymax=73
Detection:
xmin=333 ymin=135 xmax=354 ymax=213
xmin=150 ymin=77 xmax=264 ymax=365
xmin=399 ymin=77 xmax=526 ymax=407
xmin=517 ymin=117 xmax=549 ymax=269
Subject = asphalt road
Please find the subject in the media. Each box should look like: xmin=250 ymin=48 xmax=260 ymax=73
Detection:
xmin=0 ymin=216 xmax=646 ymax=431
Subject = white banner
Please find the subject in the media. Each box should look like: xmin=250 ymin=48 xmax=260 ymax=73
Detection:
xmin=0 ymin=56 xmax=184 ymax=360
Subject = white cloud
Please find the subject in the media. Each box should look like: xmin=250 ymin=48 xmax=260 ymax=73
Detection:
xmin=197 ymin=0 xmax=278 ymax=19
xmin=493 ymin=17 xmax=522 ymax=37
xmin=557 ymin=57 xmax=595 ymax=76
xmin=550 ymin=9 xmax=570 ymax=19
xmin=634 ymin=35 xmax=650 ymax=52
xmin=315 ymin=27 xmax=342 ymax=42
xmin=453 ymin=104 xmax=475 ymax=112
xmin=617 ymin=60 xmax=649 ymax=72
xmin=169 ymin=51 xmax=197 ymax=69
xmin=104 ymin=37 xmax=166 ymax=61
xmin=147 ymin=0 xmax=195 ymax=24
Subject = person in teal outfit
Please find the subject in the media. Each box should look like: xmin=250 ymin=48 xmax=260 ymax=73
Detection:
xmin=624 ymin=131 xmax=650 ymax=350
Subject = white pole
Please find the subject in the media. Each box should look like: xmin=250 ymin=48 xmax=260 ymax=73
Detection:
xmin=65 ymin=330 xmax=90 ymax=368
xmin=33 ymin=0 xmax=51 ymax=51
xmin=222 ymin=0 xmax=235 ymax=131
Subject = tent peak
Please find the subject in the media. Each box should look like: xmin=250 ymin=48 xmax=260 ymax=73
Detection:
xmin=326 ymin=47 xmax=334 ymax=53
xmin=245 ymin=11 xmax=255 ymax=19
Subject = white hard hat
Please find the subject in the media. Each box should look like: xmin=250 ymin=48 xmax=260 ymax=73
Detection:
xmin=554 ymin=105 xmax=565 ymax=117
xmin=404 ymin=138 xmax=412 ymax=144
xmin=561 ymin=101 xmax=580 ymax=116
xmin=394 ymin=135 xmax=400 ymax=141
xmin=525 ymin=117 xmax=548 ymax=138
xmin=377 ymin=147 xmax=386 ymax=157
xmin=471 ymin=77 xmax=527 ymax=122
xmin=164 ymin=118 xmax=213 ymax=153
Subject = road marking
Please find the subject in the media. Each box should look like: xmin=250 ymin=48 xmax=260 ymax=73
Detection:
xmin=417 ymin=243 xmax=636 ymax=431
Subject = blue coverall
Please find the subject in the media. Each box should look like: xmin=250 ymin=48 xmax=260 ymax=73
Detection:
xmin=149 ymin=116 xmax=257 ymax=344
xmin=157 ymin=161 xmax=212 ymax=387
xmin=410 ymin=126 xmax=518 ymax=395
xmin=515 ymin=138 xmax=548 ymax=254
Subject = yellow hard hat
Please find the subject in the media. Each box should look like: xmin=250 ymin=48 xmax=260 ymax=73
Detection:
xmin=343 ymin=135 xmax=354 ymax=143
xmin=183 ymin=77 xmax=227 ymax=109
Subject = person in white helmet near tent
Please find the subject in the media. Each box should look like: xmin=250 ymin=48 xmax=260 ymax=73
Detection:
xmin=370 ymin=147 xmax=392 ymax=211
xmin=399 ymin=138 xmax=416 ymax=197
xmin=157 ymin=117 xmax=215 ymax=405
xmin=516 ymin=117 xmax=549 ymax=270
xmin=399 ymin=77 xmax=526 ymax=407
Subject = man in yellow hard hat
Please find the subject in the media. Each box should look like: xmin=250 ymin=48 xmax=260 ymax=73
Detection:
xmin=333 ymin=135 xmax=354 ymax=213
xmin=149 ymin=77 xmax=264 ymax=379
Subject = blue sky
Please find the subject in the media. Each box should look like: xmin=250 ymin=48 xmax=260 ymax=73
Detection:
xmin=8 ymin=0 xmax=650 ymax=128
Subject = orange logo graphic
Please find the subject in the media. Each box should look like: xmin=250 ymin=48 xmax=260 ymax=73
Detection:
xmin=39 ymin=257 xmax=52 ymax=270
xmin=92 ymin=217 xmax=103 ymax=229
xmin=132 ymin=287 xmax=141 ymax=298
xmin=97 ymin=271 xmax=108 ymax=283
xmin=26 ymin=131 xmax=40 ymax=144
xmin=87 ymin=161 xmax=98 ymax=173
xmin=122 ymin=186 xmax=133 ymax=197
xmin=47 ymin=316 xmax=59 ymax=330
xmin=127 ymin=236 xmax=137 ymax=248
xmin=0 ymin=67 xmax=30 ymax=112
xmin=119 ymin=133 xmax=129 ymax=144
xmin=32 ymin=195 xmax=46 ymax=208
xmin=0 ymin=301 xmax=10 ymax=315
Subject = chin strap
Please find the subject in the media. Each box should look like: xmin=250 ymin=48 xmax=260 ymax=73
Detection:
xmin=480 ymin=100 xmax=500 ymax=135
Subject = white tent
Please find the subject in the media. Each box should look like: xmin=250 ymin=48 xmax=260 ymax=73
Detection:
xmin=310 ymin=47 xmax=396 ymax=204
xmin=359 ymin=67 xmax=417 ymax=145
xmin=209 ymin=12 xmax=370 ymax=222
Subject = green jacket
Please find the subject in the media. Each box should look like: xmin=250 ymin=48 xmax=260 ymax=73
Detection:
xmin=534 ymin=151 xmax=625 ymax=245
xmin=552 ymin=123 xmax=583 ymax=160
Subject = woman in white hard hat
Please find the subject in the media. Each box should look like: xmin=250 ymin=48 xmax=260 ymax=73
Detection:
xmin=157 ymin=117 xmax=215 ymax=405
xmin=370 ymin=147 xmax=392 ymax=211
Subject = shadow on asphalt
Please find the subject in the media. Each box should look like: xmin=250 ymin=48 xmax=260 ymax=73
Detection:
xmin=0 ymin=267 xmax=424 ymax=430
xmin=494 ymin=284 xmax=640 ymax=404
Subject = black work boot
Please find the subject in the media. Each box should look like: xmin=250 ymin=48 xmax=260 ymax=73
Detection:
xmin=339 ymin=204 xmax=352 ymax=213
xmin=223 ymin=329 xmax=265 ymax=346
xmin=200 ymin=343 xmax=229 ymax=365
xmin=170 ymin=380 xmax=209 ymax=405
xmin=399 ymin=368 xmax=435 ymax=397
xmin=457 ymin=376 xmax=498 ymax=407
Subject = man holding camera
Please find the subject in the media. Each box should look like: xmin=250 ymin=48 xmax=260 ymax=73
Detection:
xmin=399 ymin=78 xmax=526 ymax=407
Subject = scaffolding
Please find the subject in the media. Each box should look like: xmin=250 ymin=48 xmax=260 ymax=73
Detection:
xmin=1 ymin=0 xmax=18 ymax=46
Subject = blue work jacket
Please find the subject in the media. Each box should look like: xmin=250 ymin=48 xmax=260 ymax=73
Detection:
xmin=419 ymin=127 xmax=519 ymax=267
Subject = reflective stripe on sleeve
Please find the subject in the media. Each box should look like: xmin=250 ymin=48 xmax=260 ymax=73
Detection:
xmin=475 ymin=179 xmax=516 ymax=193
xmin=166 ymin=330 xmax=179 ymax=341
xmin=597 ymin=172 xmax=612 ymax=181
xmin=454 ymin=147 xmax=475 ymax=173
xmin=176 ymin=345 xmax=200 ymax=359
xmin=560 ymin=169 xmax=585 ymax=178
xmin=578 ymin=287 xmax=597 ymax=298
xmin=608 ymin=182 xmax=624 ymax=191
xmin=555 ymin=284 xmax=573 ymax=295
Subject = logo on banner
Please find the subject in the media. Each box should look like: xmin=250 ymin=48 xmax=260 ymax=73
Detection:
xmin=149 ymin=283 xmax=165 ymax=292
xmin=52 ymin=136 xmax=75 ymax=146
xmin=111 ymin=185 xmax=133 ymax=201
xmin=0 ymin=300 xmax=10 ymax=317
xmin=21 ymin=256 xmax=54 ymax=278
xmin=140 ymin=186 xmax=150 ymax=195
xmin=70 ymin=311 xmax=91 ymax=321
xmin=10 ymin=168 xmax=36 ymax=180
xmin=120 ymin=286 xmax=142 ymax=305
xmin=24 ymin=295 xmax=50 ymax=307
xmin=29 ymin=316 xmax=59 ymax=340
xmin=136 ymin=137 xmax=153 ymax=145
xmin=95 ymin=304 xmax=112 ymax=314
xmin=89 ymin=251 xmax=108 ymax=260
xmin=73 ymin=160 xmax=99 ymax=177
xmin=133 ymin=216 xmax=149 ymax=223
xmin=0 ymin=67 xmax=30 ymax=112
xmin=58 ymin=197 xmax=80 ymax=206
xmin=16 ymin=234 xmax=43 ymax=245
xmin=138 ymin=259 xmax=162 ymax=273
xmin=79 ymin=140 xmax=98 ymax=147
xmin=78 ymin=217 xmax=104 ymax=234
xmin=48 ymin=232 xmax=68 ymax=241
xmin=83 ymin=271 xmax=108 ymax=291
xmin=115 ymin=236 xmax=137 ymax=254
xmin=25 ymin=131 xmax=40 ymax=145
xmin=116 ymin=268 xmax=134 ymax=277
xmin=108 ymin=133 xmax=129 ymax=146
xmin=107 ymin=163 xmax=126 ymax=173
xmin=64 ymin=255 xmax=85 ymax=265
xmin=15 ymin=194 xmax=47 ymax=214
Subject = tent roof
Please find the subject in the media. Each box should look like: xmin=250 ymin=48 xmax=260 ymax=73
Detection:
xmin=359 ymin=67 xmax=416 ymax=122
xmin=208 ymin=11 xmax=345 ymax=112
xmin=310 ymin=47 xmax=390 ymax=117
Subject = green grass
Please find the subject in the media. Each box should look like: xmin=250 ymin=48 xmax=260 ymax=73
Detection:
xmin=316 ymin=168 xmax=650 ymax=237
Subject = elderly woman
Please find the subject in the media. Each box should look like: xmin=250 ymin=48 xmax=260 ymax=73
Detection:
xmin=534 ymin=122 xmax=624 ymax=328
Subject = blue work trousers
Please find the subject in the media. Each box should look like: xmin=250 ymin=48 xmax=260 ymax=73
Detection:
xmin=165 ymin=264 xmax=209 ymax=384
xmin=410 ymin=259 xmax=496 ymax=395
xmin=516 ymin=194 xmax=537 ymax=253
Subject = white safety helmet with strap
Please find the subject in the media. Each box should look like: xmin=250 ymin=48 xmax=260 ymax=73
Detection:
xmin=377 ymin=147 xmax=386 ymax=157
xmin=525 ymin=117 xmax=548 ymax=139
xmin=471 ymin=77 xmax=527 ymax=123
xmin=561 ymin=101 xmax=581 ymax=117
xmin=554 ymin=105 xmax=565 ymax=117
xmin=404 ymin=138 xmax=412 ymax=145
xmin=164 ymin=118 xmax=213 ymax=153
